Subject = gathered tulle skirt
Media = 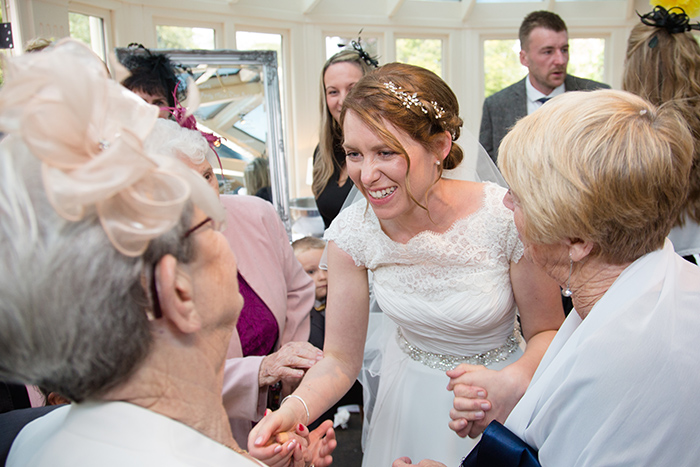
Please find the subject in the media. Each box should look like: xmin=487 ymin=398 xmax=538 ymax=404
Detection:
xmin=360 ymin=316 xmax=523 ymax=467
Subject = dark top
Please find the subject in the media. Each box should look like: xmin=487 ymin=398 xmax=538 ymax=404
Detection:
xmin=0 ymin=383 xmax=30 ymax=415
xmin=313 ymin=143 xmax=354 ymax=229
xmin=308 ymin=302 xmax=326 ymax=351
xmin=254 ymin=186 xmax=272 ymax=203
xmin=0 ymin=405 xmax=61 ymax=464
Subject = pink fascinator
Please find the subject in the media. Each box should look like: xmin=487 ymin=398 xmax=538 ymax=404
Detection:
xmin=0 ymin=39 xmax=224 ymax=256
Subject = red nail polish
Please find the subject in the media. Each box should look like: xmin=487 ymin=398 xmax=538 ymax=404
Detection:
xmin=298 ymin=423 xmax=304 ymax=431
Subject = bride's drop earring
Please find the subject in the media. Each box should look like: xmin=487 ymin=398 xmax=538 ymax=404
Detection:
xmin=562 ymin=254 xmax=573 ymax=297
xmin=435 ymin=160 xmax=440 ymax=165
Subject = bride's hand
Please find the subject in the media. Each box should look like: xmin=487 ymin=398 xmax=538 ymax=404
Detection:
xmin=247 ymin=427 xmax=307 ymax=467
xmin=249 ymin=406 xmax=299 ymax=454
xmin=446 ymin=363 xmax=525 ymax=438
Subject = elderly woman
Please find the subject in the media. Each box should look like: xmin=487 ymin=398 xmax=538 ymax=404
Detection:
xmin=0 ymin=40 xmax=330 ymax=467
xmin=420 ymin=89 xmax=700 ymax=467
xmin=143 ymin=118 xmax=333 ymax=456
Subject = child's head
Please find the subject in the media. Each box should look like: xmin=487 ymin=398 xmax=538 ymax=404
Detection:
xmin=292 ymin=237 xmax=328 ymax=301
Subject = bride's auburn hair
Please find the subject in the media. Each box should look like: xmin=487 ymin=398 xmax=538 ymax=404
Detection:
xmin=340 ymin=63 xmax=464 ymax=208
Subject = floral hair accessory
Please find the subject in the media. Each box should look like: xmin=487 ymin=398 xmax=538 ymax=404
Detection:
xmin=164 ymin=80 xmax=225 ymax=176
xmin=639 ymin=5 xmax=700 ymax=47
xmin=384 ymin=81 xmax=446 ymax=120
xmin=0 ymin=39 xmax=224 ymax=257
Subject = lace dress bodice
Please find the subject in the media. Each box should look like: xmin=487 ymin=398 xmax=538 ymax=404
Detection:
xmin=325 ymin=182 xmax=523 ymax=357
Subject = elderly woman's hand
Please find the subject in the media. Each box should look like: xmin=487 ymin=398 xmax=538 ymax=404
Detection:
xmin=259 ymin=342 xmax=323 ymax=388
xmin=446 ymin=363 xmax=526 ymax=438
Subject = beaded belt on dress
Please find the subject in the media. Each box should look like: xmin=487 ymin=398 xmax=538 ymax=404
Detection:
xmin=397 ymin=327 xmax=522 ymax=371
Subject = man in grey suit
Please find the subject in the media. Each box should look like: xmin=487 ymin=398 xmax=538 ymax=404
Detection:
xmin=480 ymin=11 xmax=610 ymax=162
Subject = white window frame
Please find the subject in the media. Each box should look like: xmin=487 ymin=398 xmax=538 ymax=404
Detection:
xmin=68 ymin=2 xmax=112 ymax=60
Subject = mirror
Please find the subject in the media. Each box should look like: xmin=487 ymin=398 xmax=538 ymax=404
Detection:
xmin=115 ymin=48 xmax=292 ymax=238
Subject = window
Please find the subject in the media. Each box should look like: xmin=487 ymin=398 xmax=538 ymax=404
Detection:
xmin=236 ymin=31 xmax=282 ymax=61
xmin=483 ymin=37 xmax=605 ymax=97
xmin=156 ymin=25 xmax=215 ymax=50
xmin=483 ymin=39 xmax=524 ymax=98
xmin=396 ymin=38 xmax=443 ymax=77
xmin=69 ymin=12 xmax=106 ymax=60
xmin=568 ymin=38 xmax=606 ymax=84
xmin=234 ymin=31 xmax=286 ymax=142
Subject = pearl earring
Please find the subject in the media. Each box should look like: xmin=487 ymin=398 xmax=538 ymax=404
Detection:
xmin=562 ymin=253 xmax=573 ymax=297
xmin=435 ymin=160 xmax=441 ymax=165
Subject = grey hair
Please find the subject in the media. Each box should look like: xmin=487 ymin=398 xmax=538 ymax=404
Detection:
xmin=0 ymin=136 xmax=196 ymax=402
xmin=144 ymin=118 xmax=217 ymax=167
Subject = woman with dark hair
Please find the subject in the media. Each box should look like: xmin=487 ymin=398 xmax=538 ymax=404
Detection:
xmin=120 ymin=43 xmax=184 ymax=119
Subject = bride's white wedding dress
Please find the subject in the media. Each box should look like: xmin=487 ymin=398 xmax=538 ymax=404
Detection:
xmin=325 ymin=182 xmax=525 ymax=467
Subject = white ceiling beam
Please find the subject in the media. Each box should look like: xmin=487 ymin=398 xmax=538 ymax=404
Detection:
xmin=388 ymin=0 xmax=407 ymax=18
xmin=303 ymin=0 xmax=323 ymax=14
xmin=461 ymin=0 xmax=475 ymax=22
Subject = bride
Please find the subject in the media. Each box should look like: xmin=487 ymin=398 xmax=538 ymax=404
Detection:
xmin=250 ymin=63 xmax=564 ymax=466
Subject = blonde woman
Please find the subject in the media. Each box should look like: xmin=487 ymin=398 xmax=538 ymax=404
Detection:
xmin=313 ymin=48 xmax=376 ymax=228
xmin=623 ymin=5 xmax=700 ymax=262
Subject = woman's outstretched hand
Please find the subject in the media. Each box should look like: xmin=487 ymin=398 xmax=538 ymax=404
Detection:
xmin=249 ymin=405 xmax=300 ymax=457
xmin=247 ymin=425 xmax=307 ymax=467
xmin=249 ymin=415 xmax=336 ymax=467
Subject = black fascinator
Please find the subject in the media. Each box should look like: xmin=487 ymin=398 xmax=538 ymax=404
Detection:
xmin=338 ymin=30 xmax=379 ymax=68
xmin=638 ymin=6 xmax=700 ymax=47
xmin=120 ymin=43 xmax=189 ymax=107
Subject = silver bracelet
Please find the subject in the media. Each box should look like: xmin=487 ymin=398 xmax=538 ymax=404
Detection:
xmin=280 ymin=394 xmax=310 ymax=425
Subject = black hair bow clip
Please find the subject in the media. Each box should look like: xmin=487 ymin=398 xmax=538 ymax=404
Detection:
xmin=638 ymin=6 xmax=700 ymax=47
xmin=338 ymin=29 xmax=379 ymax=68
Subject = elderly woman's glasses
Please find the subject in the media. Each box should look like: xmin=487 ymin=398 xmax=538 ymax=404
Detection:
xmin=149 ymin=217 xmax=221 ymax=319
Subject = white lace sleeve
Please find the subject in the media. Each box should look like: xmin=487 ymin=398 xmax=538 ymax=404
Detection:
xmin=324 ymin=199 xmax=375 ymax=268
xmin=484 ymin=183 xmax=524 ymax=264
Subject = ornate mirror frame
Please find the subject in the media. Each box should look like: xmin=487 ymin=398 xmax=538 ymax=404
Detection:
xmin=115 ymin=48 xmax=292 ymax=238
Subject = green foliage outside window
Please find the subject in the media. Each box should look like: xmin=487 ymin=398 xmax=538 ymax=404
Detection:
xmin=483 ymin=39 xmax=524 ymax=98
xmin=156 ymin=26 xmax=214 ymax=50
xmin=396 ymin=38 xmax=442 ymax=77
xmin=69 ymin=12 xmax=91 ymax=46
xmin=568 ymin=38 xmax=605 ymax=84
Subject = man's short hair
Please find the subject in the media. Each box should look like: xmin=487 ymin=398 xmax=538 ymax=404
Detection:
xmin=519 ymin=11 xmax=568 ymax=50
